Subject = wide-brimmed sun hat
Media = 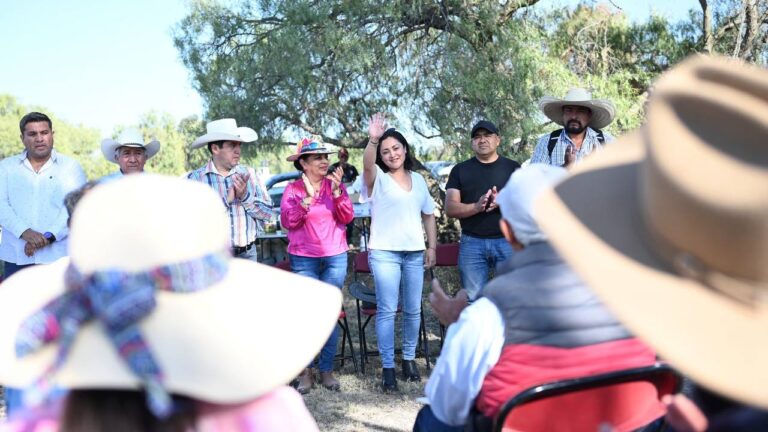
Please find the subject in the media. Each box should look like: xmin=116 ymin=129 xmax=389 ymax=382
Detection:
xmin=536 ymin=56 xmax=768 ymax=409
xmin=286 ymin=136 xmax=335 ymax=162
xmin=538 ymin=88 xmax=616 ymax=130
xmin=101 ymin=128 xmax=161 ymax=164
xmin=0 ymin=175 xmax=341 ymax=417
xmin=190 ymin=118 xmax=258 ymax=149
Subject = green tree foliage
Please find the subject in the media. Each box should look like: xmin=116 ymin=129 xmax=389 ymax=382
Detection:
xmin=174 ymin=0 xmax=545 ymax=160
xmin=176 ymin=0 xmax=768 ymax=163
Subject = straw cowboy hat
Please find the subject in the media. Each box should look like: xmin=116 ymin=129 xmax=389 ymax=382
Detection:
xmin=536 ymin=56 xmax=768 ymax=409
xmin=538 ymin=88 xmax=616 ymax=130
xmin=0 ymin=175 xmax=341 ymax=416
xmin=286 ymin=136 xmax=336 ymax=162
xmin=101 ymin=128 xmax=160 ymax=163
xmin=190 ymin=118 xmax=258 ymax=149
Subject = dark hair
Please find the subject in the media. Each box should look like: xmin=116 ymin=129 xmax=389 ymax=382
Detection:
xmin=19 ymin=112 xmax=52 ymax=134
xmin=61 ymin=389 xmax=197 ymax=432
xmin=65 ymin=181 xmax=99 ymax=226
xmin=293 ymin=157 xmax=305 ymax=171
xmin=206 ymin=140 xmax=225 ymax=155
xmin=376 ymin=128 xmax=414 ymax=173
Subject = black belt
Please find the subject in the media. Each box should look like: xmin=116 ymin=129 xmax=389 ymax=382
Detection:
xmin=232 ymin=241 xmax=256 ymax=255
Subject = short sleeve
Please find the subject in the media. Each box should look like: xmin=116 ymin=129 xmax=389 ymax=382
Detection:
xmin=445 ymin=163 xmax=461 ymax=190
xmin=416 ymin=173 xmax=435 ymax=215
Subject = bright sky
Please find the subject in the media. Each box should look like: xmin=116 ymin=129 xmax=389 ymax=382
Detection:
xmin=0 ymin=0 xmax=699 ymax=138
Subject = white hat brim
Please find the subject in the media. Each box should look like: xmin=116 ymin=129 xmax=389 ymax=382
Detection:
xmin=0 ymin=257 xmax=341 ymax=403
xmin=538 ymin=97 xmax=616 ymax=130
xmin=536 ymin=134 xmax=768 ymax=409
xmin=101 ymin=139 xmax=161 ymax=164
xmin=190 ymin=128 xmax=258 ymax=150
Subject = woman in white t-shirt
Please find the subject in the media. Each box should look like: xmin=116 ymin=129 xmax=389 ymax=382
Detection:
xmin=362 ymin=113 xmax=437 ymax=392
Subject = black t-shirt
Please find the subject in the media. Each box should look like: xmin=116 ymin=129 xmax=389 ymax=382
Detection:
xmin=446 ymin=156 xmax=521 ymax=238
xmin=328 ymin=162 xmax=359 ymax=184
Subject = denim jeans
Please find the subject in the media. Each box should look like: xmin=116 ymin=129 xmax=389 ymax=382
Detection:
xmin=368 ymin=249 xmax=424 ymax=368
xmin=289 ymin=252 xmax=347 ymax=372
xmin=3 ymin=262 xmax=33 ymax=279
xmin=458 ymin=234 xmax=513 ymax=300
xmin=412 ymin=405 xmax=465 ymax=432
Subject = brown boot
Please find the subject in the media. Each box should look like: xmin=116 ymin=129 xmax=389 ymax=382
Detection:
xmin=319 ymin=371 xmax=341 ymax=391
xmin=296 ymin=368 xmax=314 ymax=395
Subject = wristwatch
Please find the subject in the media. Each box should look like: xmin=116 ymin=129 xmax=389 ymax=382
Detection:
xmin=43 ymin=232 xmax=56 ymax=243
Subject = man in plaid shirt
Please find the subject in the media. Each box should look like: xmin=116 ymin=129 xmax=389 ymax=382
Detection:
xmin=188 ymin=119 xmax=272 ymax=260
xmin=530 ymin=88 xmax=616 ymax=168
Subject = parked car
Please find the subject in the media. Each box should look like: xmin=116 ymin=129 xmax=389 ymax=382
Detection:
xmin=265 ymin=170 xmax=302 ymax=210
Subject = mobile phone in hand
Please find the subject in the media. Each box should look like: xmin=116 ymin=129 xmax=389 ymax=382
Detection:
xmin=483 ymin=194 xmax=494 ymax=211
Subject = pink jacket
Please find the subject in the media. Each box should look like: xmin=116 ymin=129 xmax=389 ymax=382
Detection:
xmin=280 ymin=178 xmax=354 ymax=257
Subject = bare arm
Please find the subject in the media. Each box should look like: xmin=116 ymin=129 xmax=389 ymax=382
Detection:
xmin=363 ymin=113 xmax=387 ymax=194
xmin=444 ymin=188 xmax=492 ymax=219
xmin=422 ymin=212 xmax=437 ymax=268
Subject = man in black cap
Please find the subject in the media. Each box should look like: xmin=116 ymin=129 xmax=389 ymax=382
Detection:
xmin=444 ymin=120 xmax=520 ymax=300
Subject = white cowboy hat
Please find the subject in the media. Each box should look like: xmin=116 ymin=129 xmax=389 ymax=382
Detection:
xmin=0 ymin=175 xmax=340 ymax=410
xmin=536 ymin=56 xmax=768 ymax=409
xmin=101 ymin=128 xmax=161 ymax=164
xmin=190 ymin=118 xmax=258 ymax=149
xmin=538 ymin=88 xmax=616 ymax=130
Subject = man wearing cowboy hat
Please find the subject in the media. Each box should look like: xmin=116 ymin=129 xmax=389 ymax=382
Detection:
xmin=100 ymin=127 xmax=161 ymax=181
xmin=445 ymin=120 xmax=521 ymax=300
xmin=530 ymin=88 xmax=616 ymax=167
xmin=416 ymin=165 xmax=656 ymax=431
xmin=536 ymin=57 xmax=768 ymax=430
xmin=187 ymin=118 xmax=272 ymax=260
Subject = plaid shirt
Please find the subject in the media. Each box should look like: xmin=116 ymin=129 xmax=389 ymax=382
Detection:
xmin=187 ymin=160 xmax=273 ymax=247
xmin=530 ymin=127 xmax=614 ymax=166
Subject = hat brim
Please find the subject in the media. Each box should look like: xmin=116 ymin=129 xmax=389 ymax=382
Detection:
xmin=535 ymin=133 xmax=768 ymax=409
xmin=0 ymin=257 xmax=341 ymax=404
xmin=539 ymin=97 xmax=616 ymax=130
xmin=190 ymin=128 xmax=258 ymax=150
xmin=101 ymin=139 xmax=161 ymax=164
xmin=286 ymin=148 xmax=336 ymax=162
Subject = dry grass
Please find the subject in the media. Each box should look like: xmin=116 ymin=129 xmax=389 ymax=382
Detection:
xmin=301 ymin=262 xmax=461 ymax=431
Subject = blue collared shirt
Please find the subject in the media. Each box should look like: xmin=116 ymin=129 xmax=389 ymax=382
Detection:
xmin=530 ymin=127 xmax=614 ymax=166
xmin=0 ymin=149 xmax=87 ymax=264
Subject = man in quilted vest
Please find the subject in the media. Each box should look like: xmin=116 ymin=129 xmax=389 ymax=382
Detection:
xmin=414 ymin=164 xmax=657 ymax=431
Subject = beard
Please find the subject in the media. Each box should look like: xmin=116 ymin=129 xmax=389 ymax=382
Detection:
xmin=565 ymin=120 xmax=586 ymax=134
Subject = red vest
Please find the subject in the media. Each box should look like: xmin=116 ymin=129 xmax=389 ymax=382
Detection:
xmin=475 ymin=338 xmax=658 ymax=420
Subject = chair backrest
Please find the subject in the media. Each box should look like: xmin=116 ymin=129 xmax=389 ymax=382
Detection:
xmin=434 ymin=243 xmax=459 ymax=267
xmin=495 ymin=363 xmax=682 ymax=432
xmin=353 ymin=251 xmax=371 ymax=274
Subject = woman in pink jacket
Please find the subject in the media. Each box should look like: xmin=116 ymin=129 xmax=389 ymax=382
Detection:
xmin=281 ymin=137 xmax=354 ymax=394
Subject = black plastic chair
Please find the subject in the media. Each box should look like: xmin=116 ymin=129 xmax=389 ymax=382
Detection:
xmin=273 ymin=259 xmax=358 ymax=373
xmin=493 ymin=362 xmax=683 ymax=432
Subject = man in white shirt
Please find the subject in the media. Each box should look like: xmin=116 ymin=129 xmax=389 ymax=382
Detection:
xmin=0 ymin=112 xmax=86 ymax=278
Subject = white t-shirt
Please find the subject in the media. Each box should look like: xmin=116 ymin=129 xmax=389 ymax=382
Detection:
xmin=362 ymin=166 xmax=435 ymax=251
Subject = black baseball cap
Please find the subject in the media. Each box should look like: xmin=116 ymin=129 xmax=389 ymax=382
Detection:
xmin=471 ymin=120 xmax=499 ymax=137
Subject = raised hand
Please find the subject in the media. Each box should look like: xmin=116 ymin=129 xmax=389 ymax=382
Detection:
xmin=368 ymin=112 xmax=388 ymax=143
xmin=428 ymin=278 xmax=469 ymax=327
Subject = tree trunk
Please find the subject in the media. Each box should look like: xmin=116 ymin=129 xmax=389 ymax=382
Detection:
xmin=699 ymin=0 xmax=714 ymax=53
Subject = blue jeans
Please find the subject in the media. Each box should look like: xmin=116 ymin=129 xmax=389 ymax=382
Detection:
xmin=369 ymin=249 xmax=424 ymax=368
xmin=458 ymin=234 xmax=513 ymax=300
xmin=413 ymin=405 xmax=465 ymax=432
xmin=289 ymin=252 xmax=347 ymax=372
